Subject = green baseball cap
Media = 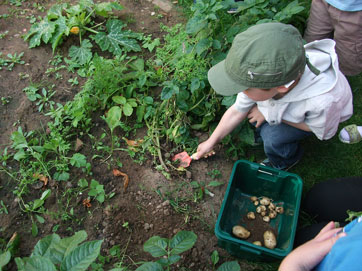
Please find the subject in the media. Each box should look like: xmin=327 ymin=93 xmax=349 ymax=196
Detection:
xmin=208 ymin=22 xmax=306 ymax=96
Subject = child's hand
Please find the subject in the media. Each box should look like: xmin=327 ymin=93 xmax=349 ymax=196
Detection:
xmin=279 ymin=221 xmax=346 ymax=271
xmin=193 ymin=140 xmax=216 ymax=160
xmin=247 ymin=105 xmax=265 ymax=127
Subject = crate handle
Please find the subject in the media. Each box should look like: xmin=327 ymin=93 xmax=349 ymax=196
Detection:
xmin=239 ymin=244 xmax=262 ymax=255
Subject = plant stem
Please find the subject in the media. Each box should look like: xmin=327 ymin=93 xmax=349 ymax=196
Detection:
xmin=83 ymin=26 xmax=99 ymax=34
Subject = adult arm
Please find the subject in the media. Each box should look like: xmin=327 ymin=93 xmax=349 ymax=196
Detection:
xmin=194 ymin=105 xmax=248 ymax=159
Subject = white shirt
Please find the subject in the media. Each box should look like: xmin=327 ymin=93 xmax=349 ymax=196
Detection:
xmin=234 ymin=39 xmax=353 ymax=140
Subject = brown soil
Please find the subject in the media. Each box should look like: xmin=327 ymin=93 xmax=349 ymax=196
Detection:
xmin=0 ymin=1 xmax=271 ymax=270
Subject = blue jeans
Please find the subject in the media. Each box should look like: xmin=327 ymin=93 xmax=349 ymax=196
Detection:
xmin=256 ymin=122 xmax=313 ymax=169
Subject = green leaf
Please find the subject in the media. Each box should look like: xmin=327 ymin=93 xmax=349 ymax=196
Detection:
xmin=195 ymin=38 xmax=212 ymax=56
xmin=169 ymin=231 xmax=197 ymax=255
xmin=143 ymin=236 xmax=168 ymax=257
xmin=112 ymin=96 xmax=127 ymax=105
xmin=216 ymin=261 xmax=241 ymax=271
xmin=50 ymin=231 xmax=88 ymax=265
xmin=106 ymin=106 xmax=122 ymax=131
xmin=208 ymin=181 xmax=224 ymax=187
xmin=0 ymin=251 xmax=11 ymax=270
xmin=60 ymin=240 xmax=103 ymax=271
xmin=93 ymin=19 xmax=141 ymax=55
xmin=185 ymin=16 xmax=207 ymax=34
xmin=24 ymin=18 xmax=56 ymax=48
xmin=95 ymin=2 xmax=123 ymax=17
xmin=20 ymin=256 xmax=57 ymax=271
xmin=211 ymin=250 xmax=219 ymax=265
xmin=69 ymin=39 xmax=93 ymax=65
xmin=32 ymin=234 xmax=61 ymax=258
xmin=123 ymin=103 xmax=133 ymax=116
xmin=135 ymin=262 xmax=163 ymax=271
xmin=32 ymin=222 xmax=38 ymax=237
xmin=47 ymin=4 xmax=68 ymax=20
xmin=36 ymin=215 xmax=45 ymax=224
xmin=50 ymin=17 xmax=68 ymax=53
xmin=70 ymin=153 xmax=87 ymax=168
xmin=161 ymin=83 xmax=179 ymax=100
xmin=157 ymin=255 xmax=180 ymax=266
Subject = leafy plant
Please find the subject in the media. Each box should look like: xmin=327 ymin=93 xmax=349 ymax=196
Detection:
xmin=14 ymin=230 xmax=102 ymax=271
xmin=24 ymin=0 xmax=141 ymax=67
xmin=136 ymin=230 xmax=197 ymax=270
xmin=0 ymin=233 xmax=20 ymax=271
xmin=0 ymin=51 xmax=25 ymax=71
xmin=210 ymin=250 xmax=241 ymax=271
xmin=88 ymin=179 xmax=106 ymax=203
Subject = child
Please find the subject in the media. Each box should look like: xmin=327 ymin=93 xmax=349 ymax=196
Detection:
xmin=304 ymin=0 xmax=362 ymax=76
xmin=193 ymin=22 xmax=353 ymax=170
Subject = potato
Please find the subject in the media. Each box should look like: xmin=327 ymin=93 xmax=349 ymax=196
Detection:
xmin=232 ymin=225 xmax=250 ymax=239
xmin=253 ymin=241 xmax=262 ymax=246
xmin=250 ymin=196 xmax=258 ymax=202
xmin=260 ymin=197 xmax=271 ymax=206
xmin=247 ymin=212 xmax=255 ymax=220
xmin=276 ymin=206 xmax=284 ymax=214
xmin=263 ymin=230 xmax=277 ymax=249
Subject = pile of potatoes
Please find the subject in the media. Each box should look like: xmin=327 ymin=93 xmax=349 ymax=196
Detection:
xmin=231 ymin=196 xmax=284 ymax=249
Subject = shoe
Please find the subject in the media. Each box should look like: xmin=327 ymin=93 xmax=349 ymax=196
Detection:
xmin=339 ymin=124 xmax=362 ymax=144
xmin=260 ymin=158 xmax=299 ymax=171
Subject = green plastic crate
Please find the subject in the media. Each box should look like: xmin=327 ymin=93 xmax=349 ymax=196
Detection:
xmin=215 ymin=160 xmax=302 ymax=261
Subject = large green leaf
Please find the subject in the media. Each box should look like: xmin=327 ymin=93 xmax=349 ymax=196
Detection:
xmin=135 ymin=262 xmax=163 ymax=271
xmin=47 ymin=3 xmax=68 ymax=20
xmin=123 ymin=103 xmax=133 ymax=116
xmin=216 ymin=261 xmax=241 ymax=271
xmin=60 ymin=240 xmax=102 ymax=271
xmin=106 ymin=106 xmax=122 ymax=132
xmin=24 ymin=18 xmax=56 ymax=48
xmin=95 ymin=2 xmax=123 ymax=17
xmin=20 ymin=256 xmax=57 ymax=271
xmin=0 ymin=251 xmax=11 ymax=270
xmin=143 ymin=236 xmax=168 ymax=257
xmin=94 ymin=19 xmax=141 ymax=55
xmin=69 ymin=39 xmax=93 ymax=65
xmin=169 ymin=231 xmax=197 ymax=255
xmin=50 ymin=231 xmax=87 ymax=265
xmin=50 ymin=16 xmax=68 ymax=53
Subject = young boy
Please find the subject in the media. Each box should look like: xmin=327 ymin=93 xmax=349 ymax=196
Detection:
xmin=194 ymin=22 xmax=353 ymax=170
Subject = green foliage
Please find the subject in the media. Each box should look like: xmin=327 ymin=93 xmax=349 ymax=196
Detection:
xmin=14 ymin=231 xmax=102 ymax=271
xmin=136 ymin=231 xmax=197 ymax=270
xmin=0 ymin=51 xmax=25 ymax=71
xmin=211 ymin=250 xmax=241 ymax=271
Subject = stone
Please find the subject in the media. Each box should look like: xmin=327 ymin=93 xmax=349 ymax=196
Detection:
xmin=152 ymin=0 xmax=173 ymax=12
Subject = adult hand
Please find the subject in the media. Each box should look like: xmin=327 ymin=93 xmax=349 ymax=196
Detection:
xmin=279 ymin=221 xmax=346 ymax=271
xmin=247 ymin=105 xmax=265 ymax=127
xmin=192 ymin=140 xmax=216 ymax=160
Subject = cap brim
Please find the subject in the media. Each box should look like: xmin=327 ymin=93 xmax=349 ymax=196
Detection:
xmin=208 ymin=60 xmax=248 ymax=96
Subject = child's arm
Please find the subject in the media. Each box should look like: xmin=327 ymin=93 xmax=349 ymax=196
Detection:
xmin=194 ymin=105 xmax=248 ymax=160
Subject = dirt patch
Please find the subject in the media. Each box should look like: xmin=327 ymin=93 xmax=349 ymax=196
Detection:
xmin=0 ymin=1 xmax=267 ymax=270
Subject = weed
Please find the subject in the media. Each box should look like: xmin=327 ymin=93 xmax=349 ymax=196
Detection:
xmin=1 ymin=96 xmax=11 ymax=105
xmin=136 ymin=230 xmax=197 ymax=270
xmin=210 ymin=250 xmax=241 ymax=271
xmin=0 ymin=51 xmax=25 ymax=71
xmin=207 ymin=169 xmax=222 ymax=179
xmin=0 ymin=31 xmax=9 ymax=39
xmin=0 ymin=200 xmax=8 ymax=214
xmin=68 ymin=76 xmax=79 ymax=86
xmin=18 ymin=72 xmax=29 ymax=79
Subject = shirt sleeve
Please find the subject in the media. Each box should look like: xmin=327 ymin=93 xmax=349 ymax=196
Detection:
xmin=234 ymin=92 xmax=255 ymax=113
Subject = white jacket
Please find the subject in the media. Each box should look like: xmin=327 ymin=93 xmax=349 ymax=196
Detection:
xmin=234 ymin=39 xmax=353 ymax=140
